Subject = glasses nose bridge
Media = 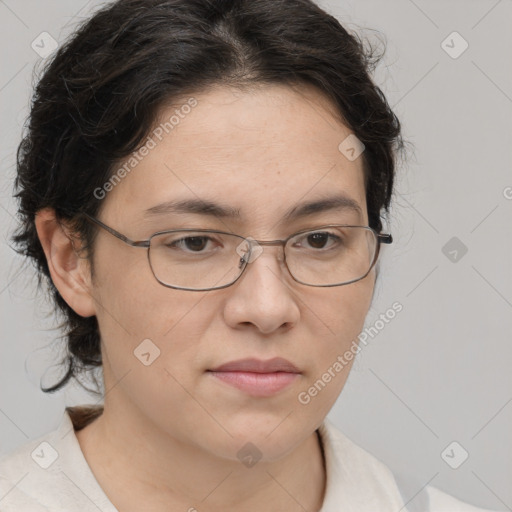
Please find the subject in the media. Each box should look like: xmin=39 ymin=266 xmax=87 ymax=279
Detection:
xmin=253 ymin=238 xmax=286 ymax=248
xmin=251 ymin=237 xmax=288 ymax=254
xmin=242 ymin=237 xmax=288 ymax=266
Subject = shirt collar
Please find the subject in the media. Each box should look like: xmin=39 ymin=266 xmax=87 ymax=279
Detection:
xmin=53 ymin=409 xmax=402 ymax=512
xmin=316 ymin=417 xmax=403 ymax=512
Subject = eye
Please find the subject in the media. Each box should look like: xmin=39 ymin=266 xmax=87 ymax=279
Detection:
xmin=293 ymin=230 xmax=343 ymax=250
xmin=166 ymin=235 xmax=218 ymax=253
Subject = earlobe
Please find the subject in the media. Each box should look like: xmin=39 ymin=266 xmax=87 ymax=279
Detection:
xmin=34 ymin=207 xmax=96 ymax=318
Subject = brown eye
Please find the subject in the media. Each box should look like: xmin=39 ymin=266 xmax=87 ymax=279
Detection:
xmin=161 ymin=235 xmax=218 ymax=253
xmin=167 ymin=236 xmax=212 ymax=252
xmin=292 ymin=230 xmax=342 ymax=251
xmin=181 ymin=236 xmax=208 ymax=251
xmin=306 ymin=232 xmax=330 ymax=249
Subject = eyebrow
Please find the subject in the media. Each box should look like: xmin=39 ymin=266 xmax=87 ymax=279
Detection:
xmin=143 ymin=194 xmax=363 ymax=222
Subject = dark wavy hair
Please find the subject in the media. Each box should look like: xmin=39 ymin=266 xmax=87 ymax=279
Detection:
xmin=12 ymin=0 xmax=405 ymax=396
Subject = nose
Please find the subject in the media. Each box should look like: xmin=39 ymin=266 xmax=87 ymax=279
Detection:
xmin=222 ymin=244 xmax=300 ymax=334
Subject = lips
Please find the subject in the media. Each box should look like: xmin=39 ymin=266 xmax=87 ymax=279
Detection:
xmin=207 ymin=357 xmax=301 ymax=397
xmin=209 ymin=357 xmax=300 ymax=374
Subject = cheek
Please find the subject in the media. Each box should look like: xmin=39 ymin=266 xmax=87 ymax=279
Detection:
xmin=94 ymin=282 xmax=214 ymax=425
xmin=337 ymin=276 xmax=374 ymax=334
xmin=93 ymin=240 xmax=180 ymax=332
xmin=297 ymin=274 xmax=374 ymax=400
xmin=306 ymin=270 xmax=375 ymax=343
xmin=91 ymin=243 xmax=217 ymax=377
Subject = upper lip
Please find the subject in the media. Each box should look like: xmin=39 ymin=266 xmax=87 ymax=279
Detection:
xmin=209 ymin=357 xmax=300 ymax=373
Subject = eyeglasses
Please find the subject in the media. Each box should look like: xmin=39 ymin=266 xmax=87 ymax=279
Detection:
xmin=80 ymin=212 xmax=392 ymax=291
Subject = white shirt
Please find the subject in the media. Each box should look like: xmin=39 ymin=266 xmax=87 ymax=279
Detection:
xmin=0 ymin=409 xmax=497 ymax=511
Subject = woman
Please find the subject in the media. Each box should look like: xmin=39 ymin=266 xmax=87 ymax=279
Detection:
xmin=0 ymin=0 xmax=498 ymax=510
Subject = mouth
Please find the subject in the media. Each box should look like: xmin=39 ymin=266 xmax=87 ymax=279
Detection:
xmin=207 ymin=357 xmax=301 ymax=397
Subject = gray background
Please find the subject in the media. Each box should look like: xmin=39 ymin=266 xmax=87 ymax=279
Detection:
xmin=1 ymin=0 xmax=511 ymax=510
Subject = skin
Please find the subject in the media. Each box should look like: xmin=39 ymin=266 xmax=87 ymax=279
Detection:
xmin=35 ymin=83 xmax=377 ymax=512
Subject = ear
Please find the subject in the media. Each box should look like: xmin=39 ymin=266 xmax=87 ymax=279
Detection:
xmin=35 ymin=207 xmax=96 ymax=317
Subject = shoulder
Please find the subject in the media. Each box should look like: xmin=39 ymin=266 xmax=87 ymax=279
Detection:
xmin=318 ymin=418 xmax=411 ymax=511
xmin=425 ymin=486 xmax=499 ymax=512
xmin=0 ymin=429 xmax=58 ymax=511
xmin=0 ymin=406 xmax=110 ymax=512
xmin=318 ymin=419 xmax=499 ymax=512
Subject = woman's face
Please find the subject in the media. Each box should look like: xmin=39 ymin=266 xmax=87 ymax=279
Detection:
xmin=89 ymin=83 xmax=375 ymax=460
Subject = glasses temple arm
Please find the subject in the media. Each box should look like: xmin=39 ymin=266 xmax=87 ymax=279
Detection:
xmin=378 ymin=233 xmax=393 ymax=244
xmin=80 ymin=212 xmax=149 ymax=247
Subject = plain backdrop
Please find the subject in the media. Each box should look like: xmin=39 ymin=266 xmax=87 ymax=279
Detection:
xmin=1 ymin=1 xmax=511 ymax=510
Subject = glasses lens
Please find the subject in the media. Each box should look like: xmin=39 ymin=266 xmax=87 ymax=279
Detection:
xmin=148 ymin=226 xmax=378 ymax=290
xmin=285 ymin=226 xmax=377 ymax=286
xmin=149 ymin=230 xmax=246 ymax=290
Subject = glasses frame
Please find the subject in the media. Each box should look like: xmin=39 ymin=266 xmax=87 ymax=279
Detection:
xmin=80 ymin=212 xmax=393 ymax=291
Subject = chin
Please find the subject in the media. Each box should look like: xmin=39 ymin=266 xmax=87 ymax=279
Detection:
xmin=217 ymin=416 xmax=306 ymax=460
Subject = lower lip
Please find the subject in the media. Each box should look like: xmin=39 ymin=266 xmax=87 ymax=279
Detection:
xmin=207 ymin=371 xmax=299 ymax=397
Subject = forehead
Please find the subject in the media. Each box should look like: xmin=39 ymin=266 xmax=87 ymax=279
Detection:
xmin=105 ymin=83 xmax=367 ymax=226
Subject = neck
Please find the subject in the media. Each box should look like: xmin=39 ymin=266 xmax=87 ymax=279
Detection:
xmin=75 ymin=398 xmax=326 ymax=512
